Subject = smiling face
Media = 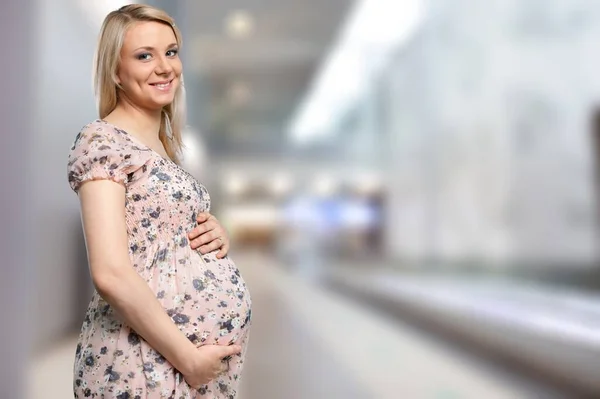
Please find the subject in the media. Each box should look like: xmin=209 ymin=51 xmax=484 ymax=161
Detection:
xmin=116 ymin=21 xmax=182 ymax=111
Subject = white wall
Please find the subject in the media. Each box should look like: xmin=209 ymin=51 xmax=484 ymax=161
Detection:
xmin=1 ymin=1 xmax=38 ymax=395
xmin=32 ymin=0 xmax=99 ymax=350
xmin=382 ymin=0 xmax=600 ymax=268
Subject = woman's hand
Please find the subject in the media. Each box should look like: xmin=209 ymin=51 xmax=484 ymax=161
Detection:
xmin=182 ymin=344 xmax=242 ymax=388
xmin=188 ymin=212 xmax=230 ymax=259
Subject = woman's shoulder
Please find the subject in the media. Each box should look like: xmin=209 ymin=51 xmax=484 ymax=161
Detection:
xmin=69 ymin=119 xmax=130 ymax=153
xmin=67 ymin=120 xmax=152 ymax=191
xmin=67 ymin=119 xmax=153 ymax=171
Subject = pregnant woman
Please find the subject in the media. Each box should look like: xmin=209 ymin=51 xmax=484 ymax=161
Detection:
xmin=67 ymin=4 xmax=251 ymax=398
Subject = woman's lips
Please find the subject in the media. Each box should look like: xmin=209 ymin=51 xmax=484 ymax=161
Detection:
xmin=150 ymin=79 xmax=173 ymax=91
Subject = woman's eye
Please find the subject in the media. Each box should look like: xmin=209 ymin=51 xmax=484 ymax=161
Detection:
xmin=137 ymin=53 xmax=152 ymax=61
xmin=167 ymin=49 xmax=178 ymax=57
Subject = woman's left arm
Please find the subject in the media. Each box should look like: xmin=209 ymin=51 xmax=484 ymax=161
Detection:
xmin=188 ymin=212 xmax=230 ymax=259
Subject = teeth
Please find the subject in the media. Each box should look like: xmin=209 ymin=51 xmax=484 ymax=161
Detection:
xmin=152 ymin=81 xmax=171 ymax=89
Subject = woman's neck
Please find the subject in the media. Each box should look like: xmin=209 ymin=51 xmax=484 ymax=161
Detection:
xmin=106 ymin=101 xmax=162 ymax=143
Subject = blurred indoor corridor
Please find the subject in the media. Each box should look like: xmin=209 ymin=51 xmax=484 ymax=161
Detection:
xmin=5 ymin=0 xmax=600 ymax=397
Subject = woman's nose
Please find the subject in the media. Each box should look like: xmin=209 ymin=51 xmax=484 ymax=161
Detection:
xmin=155 ymin=57 xmax=173 ymax=75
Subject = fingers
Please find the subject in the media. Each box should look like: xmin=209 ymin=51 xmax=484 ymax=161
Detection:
xmin=219 ymin=362 xmax=229 ymax=374
xmin=190 ymin=213 xmax=229 ymax=255
xmin=190 ymin=229 xmax=218 ymax=247
xmin=188 ymin=227 xmax=206 ymax=245
xmin=191 ymin=232 xmax=226 ymax=254
xmin=189 ymin=228 xmax=219 ymax=252
xmin=189 ymin=215 xmax=218 ymax=241
xmin=192 ymin=344 xmax=240 ymax=383
xmin=195 ymin=213 xmax=223 ymax=238
xmin=196 ymin=212 xmax=211 ymax=223
xmin=221 ymin=345 xmax=242 ymax=358
xmin=196 ymin=237 xmax=223 ymax=255
xmin=188 ymin=220 xmax=215 ymax=241
xmin=215 ymin=241 xmax=229 ymax=259
xmin=208 ymin=363 xmax=225 ymax=380
xmin=195 ymin=343 xmax=241 ymax=353
xmin=196 ymin=212 xmax=216 ymax=225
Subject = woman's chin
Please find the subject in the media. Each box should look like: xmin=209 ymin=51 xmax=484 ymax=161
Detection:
xmin=146 ymin=98 xmax=175 ymax=110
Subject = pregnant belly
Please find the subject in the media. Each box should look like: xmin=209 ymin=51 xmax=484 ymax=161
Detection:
xmin=153 ymin=247 xmax=252 ymax=347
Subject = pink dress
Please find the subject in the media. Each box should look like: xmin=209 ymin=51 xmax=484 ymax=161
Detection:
xmin=67 ymin=120 xmax=252 ymax=398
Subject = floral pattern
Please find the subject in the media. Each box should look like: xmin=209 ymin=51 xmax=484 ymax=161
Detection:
xmin=67 ymin=120 xmax=252 ymax=398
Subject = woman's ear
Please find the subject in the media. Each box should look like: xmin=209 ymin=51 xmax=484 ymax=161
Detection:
xmin=113 ymin=73 xmax=123 ymax=91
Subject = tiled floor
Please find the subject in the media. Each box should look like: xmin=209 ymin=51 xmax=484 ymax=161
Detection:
xmin=28 ymin=252 xmax=544 ymax=399
xmin=28 ymin=333 xmax=79 ymax=399
xmin=237 ymin=253 xmax=369 ymax=399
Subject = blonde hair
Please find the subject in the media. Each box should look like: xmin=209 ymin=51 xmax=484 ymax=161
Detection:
xmin=93 ymin=4 xmax=185 ymax=162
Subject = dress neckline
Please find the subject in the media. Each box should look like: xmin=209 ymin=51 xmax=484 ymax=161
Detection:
xmin=97 ymin=119 xmax=177 ymax=165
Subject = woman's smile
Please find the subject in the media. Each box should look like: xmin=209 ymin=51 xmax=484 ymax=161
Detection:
xmin=150 ymin=78 xmax=175 ymax=92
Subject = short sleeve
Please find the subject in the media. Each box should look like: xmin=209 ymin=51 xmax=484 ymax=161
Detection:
xmin=67 ymin=122 xmax=142 ymax=192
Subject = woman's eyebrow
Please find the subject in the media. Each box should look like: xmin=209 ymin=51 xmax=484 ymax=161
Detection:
xmin=133 ymin=43 xmax=178 ymax=52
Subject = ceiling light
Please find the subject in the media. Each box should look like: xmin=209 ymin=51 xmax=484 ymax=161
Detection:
xmin=289 ymin=0 xmax=424 ymax=144
xmin=270 ymin=173 xmax=294 ymax=196
xmin=312 ymin=175 xmax=338 ymax=197
xmin=227 ymin=81 xmax=251 ymax=106
xmin=354 ymin=172 xmax=382 ymax=195
xmin=225 ymin=10 xmax=255 ymax=39
xmin=224 ymin=174 xmax=247 ymax=197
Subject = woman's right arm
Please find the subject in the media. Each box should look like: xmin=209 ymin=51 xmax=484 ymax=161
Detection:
xmin=78 ymin=178 xmax=199 ymax=374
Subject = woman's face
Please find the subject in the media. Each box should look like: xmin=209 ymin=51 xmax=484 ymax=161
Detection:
xmin=117 ymin=21 xmax=182 ymax=111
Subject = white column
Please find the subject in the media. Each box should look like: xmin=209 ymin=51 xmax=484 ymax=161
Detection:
xmin=0 ymin=1 xmax=36 ymax=397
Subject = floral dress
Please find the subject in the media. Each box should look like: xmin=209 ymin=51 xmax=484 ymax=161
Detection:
xmin=67 ymin=120 xmax=252 ymax=398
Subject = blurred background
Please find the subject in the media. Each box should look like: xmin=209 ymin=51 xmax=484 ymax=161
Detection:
xmin=3 ymin=0 xmax=600 ymax=397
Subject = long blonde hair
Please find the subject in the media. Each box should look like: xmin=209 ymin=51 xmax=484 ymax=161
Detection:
xmin=93 ymin=4 xmax=185 ymax=162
